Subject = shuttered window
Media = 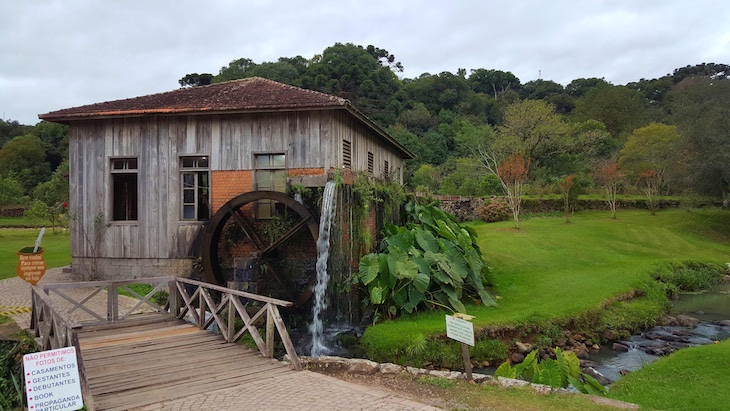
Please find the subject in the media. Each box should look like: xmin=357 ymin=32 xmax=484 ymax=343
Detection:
xmin=111 ymin=158 xmax=138 ymax=221
xmin=342 ymin=139 xmax=352 ymax=169
xmin=384 ymin=160 xmax=389 ymax=178
xmin=367 ymin=152 xmax=374 ymax=175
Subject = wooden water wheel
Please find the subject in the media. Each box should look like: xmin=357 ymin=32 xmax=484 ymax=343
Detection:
xmin=201 ymin=191 xmax=319 ymax=306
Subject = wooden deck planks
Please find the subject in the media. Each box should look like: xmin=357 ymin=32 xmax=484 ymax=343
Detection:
xmin=77 ymin=314 xmax=296 ymax=410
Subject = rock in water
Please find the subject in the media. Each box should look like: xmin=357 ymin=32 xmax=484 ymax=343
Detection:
xmin=583 ymin=367 xmax=611 ymax=386
xmin=602 ymin=329 xmax=619 ymax=341
xmin=676 ymin=314 xmax=700 ymax=328
xmin=613 ymin=343 xmax=630 ymax=352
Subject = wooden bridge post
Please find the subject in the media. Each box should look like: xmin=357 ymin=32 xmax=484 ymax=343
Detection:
xmin=167 ymin=278 xmax=179 ymax=317
xmin=198 ymin=289 xmax=207 ymax=329
xmin=107 ymin=284 xmax=119 ymax=322
xmin=227 ymin=296 xmax=235 ymax=343
xmin=266 ymin=303 xmax=274 ymax=358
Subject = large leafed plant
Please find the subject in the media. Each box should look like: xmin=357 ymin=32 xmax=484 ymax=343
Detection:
xmin=355 ymin=202 xmax=496 ymax=320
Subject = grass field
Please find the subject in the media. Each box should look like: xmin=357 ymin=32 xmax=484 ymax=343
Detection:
xmin=609 ymin=339 xmax=730 ymax=410
xmin=0 ymin=228 xmax=71 ymax=280
xmin=0 ymin=215 xmax=69 ymax=228
xmin=362 ymin=208 xmax=730 ymax=358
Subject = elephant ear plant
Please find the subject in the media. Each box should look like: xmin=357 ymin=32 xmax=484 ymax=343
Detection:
xmin=494 ymin=348 xmax=608 ymax=396
xmin=355 ymin=202 xmax=496 ymax=321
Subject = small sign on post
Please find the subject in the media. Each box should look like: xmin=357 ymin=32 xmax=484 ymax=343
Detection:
xmin=446 ymin=314 xmax=475 ymax=381
xmin=23 ymin=346 xmax=84 ymax=411
xmin=17 ymin=228 xmax=47 ymax=285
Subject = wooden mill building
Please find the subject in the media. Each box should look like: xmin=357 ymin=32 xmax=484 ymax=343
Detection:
xmin=40 ymin=78 xmax=414 ymax=280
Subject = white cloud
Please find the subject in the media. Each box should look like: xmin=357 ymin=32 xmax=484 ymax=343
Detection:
xmin=1 ymin=0 xmax=728 ymax=124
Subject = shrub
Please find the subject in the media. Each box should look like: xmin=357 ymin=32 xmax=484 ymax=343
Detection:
xmin=477 ymin=197 xmax=511 ymax=222
xmin=354 ymin=202 xmax=495 ymax=320
xmin=652 ymin=261 xmax=725 ymax=293
xmin=494 ymin=348 xmax=607 ymax=396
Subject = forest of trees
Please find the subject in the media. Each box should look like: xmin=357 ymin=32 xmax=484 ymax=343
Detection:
xmin=2 ymin=42 xmax=728 ymax=221
xmin=178 ymin=43 xmax=730 ymax=200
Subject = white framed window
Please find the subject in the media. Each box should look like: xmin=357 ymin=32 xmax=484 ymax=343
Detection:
xmin=180 ymin=156 xmax=210 ymax=221
xmin=254 ymin=153 xmax=287 ymax=219
xmin=110 ymin=157 xmax=138 ymax=221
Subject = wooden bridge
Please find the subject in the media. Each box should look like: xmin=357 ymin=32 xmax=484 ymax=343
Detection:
xmin=29 ymin=277 xmax=302 ymax=411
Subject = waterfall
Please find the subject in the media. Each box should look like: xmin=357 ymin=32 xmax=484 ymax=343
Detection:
xmin=310 ymin=180 xmax=337 ymax=356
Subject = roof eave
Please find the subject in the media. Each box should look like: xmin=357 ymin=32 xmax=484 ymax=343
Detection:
xmin=342 ymin=103 xmax=416 ymax=160
xmin=38 ymin=104 xmax=347 ymax=124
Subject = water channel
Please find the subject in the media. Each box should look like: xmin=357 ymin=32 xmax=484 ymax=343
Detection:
xmin=589 ymin=282 xmax=730 ymax=383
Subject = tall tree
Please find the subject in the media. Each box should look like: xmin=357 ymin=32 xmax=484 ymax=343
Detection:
xmin=565 ymin=77 xmax=610 ymax=97
xmin=520 ymin=79 xmax=564 ymax=100
xmin=0 ymin=135 xmax=52 ymax=192
xmin=495 ymin=100 xmax=569 ymax=168
xmin=572 ymin=85 xmax=650 ymax=138
xmin=179 ymin=73 xmax=213 ymax=87
xmin=30 ymin=121 xmax=69 ymax=170
xmin=299 ymin=43 xmax=401 ymax=125
xmin=468 ymin=69 xmax=521 ymax=99
xmin=668 ymin=77 xmax=730 ymax=196
xmin=0 ymin=118 xmax=32 ymax=148
xmin=619 ymin=123 xmax=682 ymax=211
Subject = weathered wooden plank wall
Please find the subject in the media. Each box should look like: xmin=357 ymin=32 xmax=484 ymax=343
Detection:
xmin=332 ymin=111 xmax=405 ymax=183
xmin=70 ymin=109 xmax=404 ymax=262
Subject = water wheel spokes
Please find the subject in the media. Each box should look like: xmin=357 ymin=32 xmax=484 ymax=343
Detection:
xmin=202 ymin=191 xmax=320 ymax=306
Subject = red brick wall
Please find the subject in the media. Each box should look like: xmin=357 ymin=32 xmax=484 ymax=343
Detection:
xmin=211 ymin=168 xmax=325 ymax=214
xmin=211 ymin=170 xmax=253 ymax=213
xmin=288 ymin=167 xmax=325 ymax=177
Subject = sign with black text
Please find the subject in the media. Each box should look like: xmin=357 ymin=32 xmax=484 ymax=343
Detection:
xmin=445 ymin=314 xmax=475 ymax=346
xmin=23 ymin=347 xmax=83 ymax=411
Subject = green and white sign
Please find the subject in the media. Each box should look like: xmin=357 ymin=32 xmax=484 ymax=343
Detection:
xmin=445 ymin=314 xmax=474 ymax=346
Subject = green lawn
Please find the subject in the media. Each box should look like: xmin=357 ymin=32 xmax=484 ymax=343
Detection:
xmin=609 ymin=339 xmax=730 ymax=411
xmin=0 ymin=228 xmax=71 ymax=280
xmin=362 ymin=208 xmax=730 ymax=358
xmin=0 ymin=215 xmax=69 ymax=228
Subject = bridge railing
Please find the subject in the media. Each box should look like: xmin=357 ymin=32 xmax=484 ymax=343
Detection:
xmin=171 ymin=277 xmax=301 ymax=370
xmin=35 ymin=276 xmax=301 ymax=370
xmin=30 ymin=286 xmax=95 ymax=410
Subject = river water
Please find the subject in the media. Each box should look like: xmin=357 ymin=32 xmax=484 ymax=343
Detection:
xmin=589 ymin=282 xmax=730 ymax=383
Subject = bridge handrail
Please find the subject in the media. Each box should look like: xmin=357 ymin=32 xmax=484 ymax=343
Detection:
xmin=30 ymin=286 xmax=95 ymax=410
xmin=36 ymin=276 xmax=301 ymax=371
xmin=170 ymin=277 xmax=301 ymax=370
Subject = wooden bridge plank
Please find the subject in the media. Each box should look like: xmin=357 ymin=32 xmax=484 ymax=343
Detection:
xmin=87 ymin=353 xmax=270 ymax=388
xmin=78 ymin=317 xmax=184 ymax=337
xmin=80 ymin=326 xmax=203 ymax=350
xmin=90 ymin=357 xmax=284 ymax=395
xmin=96 ymin=366 xmax=292 ymax=411
xmin=82 ymin=336 xmax=230 ymax=360
xmin=85 ymin=345 xmax=261 ymax=376
xmin=80 ymin=323 xmax=197 ymax=344
xmin=77 ymin=313 xmax=175 ymax=333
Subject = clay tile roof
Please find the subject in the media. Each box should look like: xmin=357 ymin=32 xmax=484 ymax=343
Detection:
xmin=39 ymin=77 xmax=348 ymax=121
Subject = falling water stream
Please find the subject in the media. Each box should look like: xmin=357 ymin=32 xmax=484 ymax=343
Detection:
xmin=310 ymin=180 xmax=337 ymax=356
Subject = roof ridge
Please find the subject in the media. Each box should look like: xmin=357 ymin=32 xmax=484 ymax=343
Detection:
xmin=245 ymin=76 xmax=347 ymax=103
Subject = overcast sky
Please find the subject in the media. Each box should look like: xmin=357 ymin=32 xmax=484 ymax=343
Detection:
xmin=1 ymin=0 xmax=728 ymax=125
